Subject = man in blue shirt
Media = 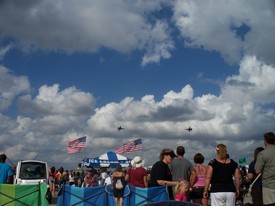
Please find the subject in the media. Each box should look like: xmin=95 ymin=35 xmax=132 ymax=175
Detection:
xmin=0 ymin=154 xmax=13 ymax=184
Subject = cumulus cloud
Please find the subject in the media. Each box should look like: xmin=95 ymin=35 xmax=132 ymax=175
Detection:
xmin=0 ymin=56 xmax=275 ymax=167
xmin=141 ymin=20 xmax=175 ymax=66
xmin=1 ymin=1 xmax=274 ymax=67
xmin=86 ymin=56 xmax=275 ymax=164
xmin=0 ymin=0 xmax=172 ymax=65
xmin=0 ymin=74 xmax=96 ymax=165
xmin=1 ymin=1 xmax=275 ymax=168
xmin=0 ymin=66 xmax=30 ymax=111
xmin=223 ymin=56 xmax=275 ymax=104
xmin=0 ymin=44 xmax=14 ymax=60
xmin=17 ymin=84 xmax=96 ymax=116
xmin=173 ymin=0 xmax=275 ymax=66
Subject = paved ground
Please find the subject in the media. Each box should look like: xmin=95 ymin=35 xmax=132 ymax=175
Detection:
xmin=49 ymin=194 xmax=57 ymax=206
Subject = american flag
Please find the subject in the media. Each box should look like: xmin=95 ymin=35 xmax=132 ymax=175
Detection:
xmin=67 ymin=147 xmax=82 ymax=154
xmin=115 ymin=138 xmax=143 ymax=154
xmin=67 ymin=136 xmax=87 ymax=154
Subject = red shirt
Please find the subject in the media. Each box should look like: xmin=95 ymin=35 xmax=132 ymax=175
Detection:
xmin=127 ymin=167 xmax=147 ymax=188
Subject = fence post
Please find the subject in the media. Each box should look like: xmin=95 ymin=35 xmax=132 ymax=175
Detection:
xmin=62 ymin=184 xmax=65 ymax=206
xmin=38 ymin=182 xmax=41 ymax=206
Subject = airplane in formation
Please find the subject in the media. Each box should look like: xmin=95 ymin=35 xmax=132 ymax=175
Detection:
xmin=186 ymin=127 xmax=192 ymax=132
xmin=117 ymin=126 xmax=124 ymax=131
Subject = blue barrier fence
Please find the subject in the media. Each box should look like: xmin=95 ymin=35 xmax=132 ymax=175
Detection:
xmin=56 ymin=184 xmax=169 ymax=206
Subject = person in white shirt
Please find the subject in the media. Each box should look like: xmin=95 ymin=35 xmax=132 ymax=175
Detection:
xmin=98 ymin=167 xmax=109 ymax=185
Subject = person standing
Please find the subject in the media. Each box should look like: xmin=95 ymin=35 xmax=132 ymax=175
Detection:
xmin=203 ymin=144 xmax=240 ymax=206
xmin=170 ymin=146 xmax=194 ymax=182
xmin=0 ymin=154 xmax=13 ymax=184
xmin=86 ymin=169 xmax=98 ymax=187
xmin=76 ymin=163 xmax=85 ymax=181
xmin=49 ymin=166 xmax=57 ymax=195
xmin=247 ymin=147 xmax=264 ymax=205
xmin=74 ymin=171 xmax=83 ymax=187
xmin=149 ymin=148 xmax=178 ymax=200
xmin=112 ymin=164 xmax=126 ymax=206
xmin=190 ymin=153 xmax=207 ymax=205
xmin=170 ymin=146 xmax=193 ymax=201
xmin=98 ymin=167 xmax=109 ymax=186
xmin=125 ymin=156 xmax=148 ymax=188
xmin=56 ymin=167 xmax=64 ymax=189
xmin=255 ymin=132 xmax=275 ymax=206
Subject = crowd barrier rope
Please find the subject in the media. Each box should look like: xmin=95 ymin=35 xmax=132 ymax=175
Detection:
xmin=0 ymin=183 xmax=48 ymax=206
xmin=56 ymin=184 xmax=169 ymax=206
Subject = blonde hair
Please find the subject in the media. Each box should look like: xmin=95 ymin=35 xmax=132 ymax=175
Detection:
xmin=174 ymin=180 xmax=189 ymax=194
xmin=216 ymin=144 xmax=227 ymax=160
xmin=159 ymin=148 xmax=173 ymax=160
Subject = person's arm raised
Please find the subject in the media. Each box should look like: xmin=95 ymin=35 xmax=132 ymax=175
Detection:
xmin=157 ymin=180 xmax=177 ymax=187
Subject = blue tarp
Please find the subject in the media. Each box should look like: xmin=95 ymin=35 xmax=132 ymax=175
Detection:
xmin=56 ymin=184 xmax=169 ymax=206
xmin=57 ymin=184 xmax=106 ymax=206
xmin=126 ymin=185 xmax=168 ymax=205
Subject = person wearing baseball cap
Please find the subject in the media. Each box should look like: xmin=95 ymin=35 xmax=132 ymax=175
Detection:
xmin=149 ymin=148 xmax=178 ymax=200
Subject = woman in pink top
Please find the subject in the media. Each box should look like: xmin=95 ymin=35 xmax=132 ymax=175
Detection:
xmin=190 ymin=153 xmax=207 ymax=205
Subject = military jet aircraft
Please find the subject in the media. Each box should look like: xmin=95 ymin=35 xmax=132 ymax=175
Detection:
xmin=186 ymin=127 xmax=192 ymax=132
xmin=117 ymin=126 xmax=124 ymax=131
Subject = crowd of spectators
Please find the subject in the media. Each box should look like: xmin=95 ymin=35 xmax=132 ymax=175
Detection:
xmin=1 ymin=131 xmax=275 ymax=206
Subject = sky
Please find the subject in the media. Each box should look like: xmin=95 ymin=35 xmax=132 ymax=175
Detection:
xmin=1 ymin=0 xmax=275 ymax=169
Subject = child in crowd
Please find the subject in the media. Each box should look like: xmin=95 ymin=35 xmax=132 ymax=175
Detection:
xmin=85 ymin=169 xmax=98 ymax=187
xmin=174 ymin=179 xmax=189 ymax=202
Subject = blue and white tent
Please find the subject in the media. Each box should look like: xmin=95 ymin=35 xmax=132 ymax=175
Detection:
xmin=82 ymin=151 xmax=131 ymax=168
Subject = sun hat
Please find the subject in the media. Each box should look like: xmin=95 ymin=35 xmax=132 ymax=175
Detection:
xmin=131 ymin=156 xmax=145 ymax=168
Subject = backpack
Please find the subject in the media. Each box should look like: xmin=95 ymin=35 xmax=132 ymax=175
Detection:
xmin=115 ymin=178 xmax=123 ymax=189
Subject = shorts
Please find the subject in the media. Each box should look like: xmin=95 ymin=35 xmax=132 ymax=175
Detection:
xmin=191 ymin=187 xmax=204 ymax=199
xmin=211 ymin=192 xmax=236 ymax=206
xmin=113 ymin=188 xmax=124 ymax=198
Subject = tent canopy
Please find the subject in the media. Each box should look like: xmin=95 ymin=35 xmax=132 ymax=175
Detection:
xmin=82 ymin=151 xmax=131 ymax=168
